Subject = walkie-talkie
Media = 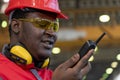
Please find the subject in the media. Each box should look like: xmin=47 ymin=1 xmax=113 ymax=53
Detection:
xmin=78 ymin=32 xmax=106 ymax=59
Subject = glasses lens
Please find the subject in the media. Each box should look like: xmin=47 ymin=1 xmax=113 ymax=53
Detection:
xmin=18 ymin=18 xmax=59 ymax=32
xmin=37 ymin=20 xmax=51 ymax=29
xmin=35 ymin=19 xmax=59 ymax=32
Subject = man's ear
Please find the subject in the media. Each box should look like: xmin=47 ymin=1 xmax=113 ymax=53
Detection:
xmin=11 ymin=19 xmax=22 ymax=34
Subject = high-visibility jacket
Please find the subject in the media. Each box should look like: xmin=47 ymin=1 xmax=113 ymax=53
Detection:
xmin=0 ymin=54 xmax=53 ymax=80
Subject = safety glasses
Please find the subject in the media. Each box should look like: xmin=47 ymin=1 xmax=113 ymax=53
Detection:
xmin=18 ymin=18 xmax=59 ymax=32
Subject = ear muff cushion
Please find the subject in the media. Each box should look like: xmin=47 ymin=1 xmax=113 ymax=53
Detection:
xmin=10 ymin=45 xmax=32 ymax=65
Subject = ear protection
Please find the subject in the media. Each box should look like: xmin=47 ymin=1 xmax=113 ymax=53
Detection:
xmin=9 ymin=44 xmax=49 ymax=68
xmin=10 ymin=45 xmax=32 ymax=65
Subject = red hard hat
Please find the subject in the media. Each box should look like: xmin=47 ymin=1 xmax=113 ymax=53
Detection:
xmin=5 ymin=0 xmax=68 ymax=19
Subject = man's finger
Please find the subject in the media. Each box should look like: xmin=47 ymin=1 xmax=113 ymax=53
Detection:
xmin=59 ymin=53 xmax=80 ymax=69
xmin=81 ymin=62 xmax=91 ymax=76
xmin=73 ymin=49 xmax=94 ymax=71
xmin=77 ymin=62 xmax=91 ymax=79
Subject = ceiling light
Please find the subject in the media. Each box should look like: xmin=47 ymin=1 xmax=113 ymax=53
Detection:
xmin=3 ymin=0 xmax=9 ymax=3
xmin=116 ymin=54 xmax=120 ymax=61
xmin=88 ymin=56 xmax=94 ymax=62
xmin=1 ymin=20 xmax=7 ymax=28
xmin=99 ymin=14 xmax=110 ymax=23
xmin=1 ymin=3 xmax=8 ymax=13
xmin=111 ymin=61 xmax=118 ymax=68
xmin=52 ymin=47 xmax=61 ymax=54
xmin=106 ymin=68 xmax=113 ymax=74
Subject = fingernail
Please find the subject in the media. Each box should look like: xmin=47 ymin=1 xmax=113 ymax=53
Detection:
xmin=72 ymin=54 xmax=79 ymax=62
xmin=74 ymin=53 xmax=79 ymax=58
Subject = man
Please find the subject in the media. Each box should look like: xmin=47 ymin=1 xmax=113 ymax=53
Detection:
xmin=0 ymin=0 xmax=94 ymax=80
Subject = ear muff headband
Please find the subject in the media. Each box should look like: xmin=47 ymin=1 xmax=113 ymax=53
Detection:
xmin=41 ymin=58 xmax=49 ymax=68
xmin=10 ymin=45 xmax=32 ymax=65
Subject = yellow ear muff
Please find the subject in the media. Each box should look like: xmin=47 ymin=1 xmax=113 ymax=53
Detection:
xmin=41 ymin=58 xmax=49 ymax=68
xmin=10 ymin=45 xmax=32 ymax=65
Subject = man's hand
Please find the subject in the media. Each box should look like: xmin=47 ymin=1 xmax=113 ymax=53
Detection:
xmin=52 ymin=49 xmax=94 ymax=80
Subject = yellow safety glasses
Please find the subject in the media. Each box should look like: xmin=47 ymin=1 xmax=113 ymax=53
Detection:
xmin=18 ymin=18 xmax=59 ymax=32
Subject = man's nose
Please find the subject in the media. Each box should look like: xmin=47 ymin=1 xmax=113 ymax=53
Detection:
xmin=45 ymin=27 xmax=56 ymax=36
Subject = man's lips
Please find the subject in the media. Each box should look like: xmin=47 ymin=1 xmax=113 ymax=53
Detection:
xmin=41 ymin=39 xmax=54 ymax=49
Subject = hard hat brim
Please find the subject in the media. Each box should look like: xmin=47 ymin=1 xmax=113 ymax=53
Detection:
xmin=58 ymin=12 xmax=68 ymax=19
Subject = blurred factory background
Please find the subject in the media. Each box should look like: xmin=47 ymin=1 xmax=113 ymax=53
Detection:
xmin=0 ymin=0 xmax=120 ymax=80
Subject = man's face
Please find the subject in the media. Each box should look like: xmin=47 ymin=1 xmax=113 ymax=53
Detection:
xmin=18 ymin=12 xmax=58 ymax=61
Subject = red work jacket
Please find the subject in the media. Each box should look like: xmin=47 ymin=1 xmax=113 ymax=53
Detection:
xmin=0 ymin=54 xmax=53 ymax=80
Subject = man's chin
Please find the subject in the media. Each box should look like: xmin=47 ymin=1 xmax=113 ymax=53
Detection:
xmin=38 ymin=51 xmax=51 ymax=60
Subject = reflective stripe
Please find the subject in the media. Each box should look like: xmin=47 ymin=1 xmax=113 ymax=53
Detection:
xmin=30 ymin=69 xmax=42 ymax=80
